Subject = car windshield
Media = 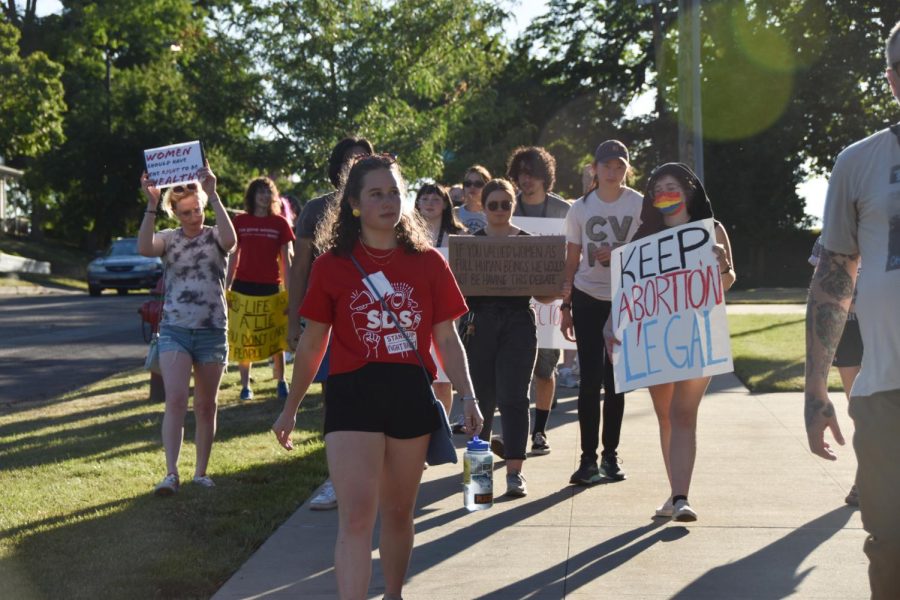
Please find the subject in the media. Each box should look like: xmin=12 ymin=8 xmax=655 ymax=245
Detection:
xmin=106 ymin=239 xmax=138 ymax=257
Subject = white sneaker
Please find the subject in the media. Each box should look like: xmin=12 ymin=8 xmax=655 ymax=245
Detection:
xmin=672 ymin=498 xmax=697 ymax=522
xmin=192 ymin=475 xmax=215 ymax=488
xmin=309 ymin=480 xmax=337 ymax=510
xmin=154 ymin=473 xmax=179 ymax=496
xmin=654 ymin=498 xmax=674 ymax=518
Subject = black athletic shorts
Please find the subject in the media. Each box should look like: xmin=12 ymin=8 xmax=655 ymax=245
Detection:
xmin=231 ymin=280 xmax=280 ymax=296
xmin=324 ymin=362 xmax=440 ymax=439
xmin=833 ymin=316 xmax=863 ymax=368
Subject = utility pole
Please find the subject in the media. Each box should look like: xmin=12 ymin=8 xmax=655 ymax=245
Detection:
xmin=677 ymin=0 xmax=704 ymax=180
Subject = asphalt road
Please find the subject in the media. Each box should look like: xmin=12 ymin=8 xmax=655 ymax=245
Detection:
xmin=0 ymin=291 xmax=152 ymax=404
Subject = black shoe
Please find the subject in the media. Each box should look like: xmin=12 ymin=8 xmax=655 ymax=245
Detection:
xmin=530 ymin=431 xmax=551 ymax=455
xmin=600 ymin=455 xmax=626 ymax=481
xmin=569 ymin=461 xmax=602 ymax=485
xmin=490 ymin=436 xmax=505 ymax=459
xmin=451 ymin=414 xmax=466 ymax=435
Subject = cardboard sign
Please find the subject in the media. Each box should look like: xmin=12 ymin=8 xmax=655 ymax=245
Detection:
xmin=448 ymin=235 xmax=565 ymax=296
xmin=226 ymin=290 xmax=289 ymax=362
xmin=143 ymin=141 xmax=204 ymax=188
xmin=610 ymin=219 xmax=733 ymax=393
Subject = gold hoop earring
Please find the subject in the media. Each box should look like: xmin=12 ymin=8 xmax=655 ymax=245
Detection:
xmin=352 ymin=208 xmax=361 ymax=218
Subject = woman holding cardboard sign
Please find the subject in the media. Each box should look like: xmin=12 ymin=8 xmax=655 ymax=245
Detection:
xmin=629 ymin=162 xmax=735 ymax=522
xmin=138 ymin=162 xmax=237 ymax=496
xmin=560 ymin=140 xmax=644 ymax=487
xmin=463 ymin=178 xmax=561 ymax=498
xmin=272 ymin=154 xmax=483 ymax=600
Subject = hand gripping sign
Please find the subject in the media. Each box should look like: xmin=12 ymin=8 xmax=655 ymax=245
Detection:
xmin=143 ymin=141 xmax=205 ymax=188
xmin=610 ymin=218 xmax=733 ymax=393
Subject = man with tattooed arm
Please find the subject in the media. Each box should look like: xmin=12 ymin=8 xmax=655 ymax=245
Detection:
xmin=805 ymin=20 xmax=900 ymax=599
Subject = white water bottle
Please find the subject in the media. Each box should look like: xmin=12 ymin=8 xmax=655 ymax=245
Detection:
xmin=463 ymin=436 xmax=493 ymax=511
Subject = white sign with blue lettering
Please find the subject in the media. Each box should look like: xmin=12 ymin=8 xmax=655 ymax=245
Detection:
xmin=610 ymin=218 xmax=733 ymax=393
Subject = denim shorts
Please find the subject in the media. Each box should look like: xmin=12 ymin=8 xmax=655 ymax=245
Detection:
xmin=158 ymin=324 xmax=228 ymax=365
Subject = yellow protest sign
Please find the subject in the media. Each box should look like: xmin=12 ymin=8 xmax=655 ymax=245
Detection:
xmin=227 ymin=290 xmax=289 ymax=363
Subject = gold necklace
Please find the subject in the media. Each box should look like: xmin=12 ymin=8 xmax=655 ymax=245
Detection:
xmin=359 ymin=240 xmax=397 ymax=266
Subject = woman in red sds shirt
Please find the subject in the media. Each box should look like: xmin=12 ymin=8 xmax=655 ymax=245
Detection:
xmin=272 ymin=154 xmax=484 ymax=600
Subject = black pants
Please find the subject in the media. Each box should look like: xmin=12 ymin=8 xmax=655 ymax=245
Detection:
xmin=572 ymin=287 xmax=625 ymax=464
xmin=465 ymin=305 xmax=537 ymax=461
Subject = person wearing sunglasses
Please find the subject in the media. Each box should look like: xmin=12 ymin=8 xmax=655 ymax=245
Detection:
xmin=560 ymin=140 xmax=643 ymax=488
xmin=272 ymin=154 xmax=483 ymax=600
xmin=463 ymin=178 xmax=560 ymax=498
xmin=138 ymin=161 xmax=237 ymax=496
xmin=507 ymin=146 xmax=571 ymax=457
xmin=453 ymin=164 xmax=491 ymax=233
xmin=227 ymin=177 xmax=296 ymax=401
xmin=803 ymin=21 xmax=900 ymax=598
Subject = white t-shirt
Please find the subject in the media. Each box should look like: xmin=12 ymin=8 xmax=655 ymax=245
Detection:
xmin=454 ymin=205 xmax=487 ymax=234
xmin=821 ymin=126 xmax=900 ymax=397
xmin=565 ymin=187 xmax=643 ymax=301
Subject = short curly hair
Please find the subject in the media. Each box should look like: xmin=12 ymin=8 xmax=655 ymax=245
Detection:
xmin=506 ymin=146 xmax=557 ymax=192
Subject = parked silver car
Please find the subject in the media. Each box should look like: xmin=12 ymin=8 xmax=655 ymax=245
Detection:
xmin=86 ymin=237 xmax=162 ymax=296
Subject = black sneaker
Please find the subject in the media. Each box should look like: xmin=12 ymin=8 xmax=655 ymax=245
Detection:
xmin=569 ymin=461 xmax=602 ymax=485
xmin=490 ymin=436 xmax=505 ymax=459
xmin=451 ymin=414 xmax=466 ymax=435
xmin=530 ymin=431 xmax=551 ymax=455
xmin=600 ymin=455 xmax=626 ymax=481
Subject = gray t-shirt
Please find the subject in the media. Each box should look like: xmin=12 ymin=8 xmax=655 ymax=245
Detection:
xmin=565 ymin=188 xmax=643 ymax=301
xmin=296 ymin=191 xmax=337 ymax=242
xmin=514 ymin=191 xmax=570 ymax=219
xmin=821 ymin=126 xmax=900 ymax=397
xmin=454 ymin=205 xmax=488 ymax=234
xmin=158 ymin=227 xmax=230 ymax=329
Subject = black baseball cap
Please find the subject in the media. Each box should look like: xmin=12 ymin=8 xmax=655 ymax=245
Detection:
xmin=594 ymin=140 xmax=629 ymax=165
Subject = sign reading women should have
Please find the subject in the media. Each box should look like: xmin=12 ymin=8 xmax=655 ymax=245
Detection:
xmin=143 ymin=141 xmax=204 ymax=188
xmin=610 ymin=219 xmax=733 ymax=393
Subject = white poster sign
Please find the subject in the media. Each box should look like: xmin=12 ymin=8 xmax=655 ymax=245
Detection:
xmin=143 ymin=141 xmax=204 ymax=188
xmin=610 ymin=219 xmax=733 ymax=393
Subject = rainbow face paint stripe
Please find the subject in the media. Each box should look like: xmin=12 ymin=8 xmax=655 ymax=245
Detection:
xmin=653 ymin=191 xmax=685 ymax=215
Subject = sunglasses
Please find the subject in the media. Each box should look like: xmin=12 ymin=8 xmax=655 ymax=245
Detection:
xmin=486 ymin=200 xmax=512 ymax=212
xmin=172 ymin=183 xmax=198 ymax=194
xmin=463 ymin=179 xmax=485 ymax=188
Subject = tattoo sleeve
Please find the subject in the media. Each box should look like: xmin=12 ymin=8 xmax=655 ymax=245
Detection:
xmin=804 ymin=249 xmax=859 ymax=426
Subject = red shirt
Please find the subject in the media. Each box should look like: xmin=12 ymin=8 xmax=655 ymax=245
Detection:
xmin=300 ymin=243 xmax=468 ymax=378
xmin=233 ymin=213 xmax=296 ymax=284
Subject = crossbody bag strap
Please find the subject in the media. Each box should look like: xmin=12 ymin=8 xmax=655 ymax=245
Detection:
xmin=348 ymin=254 xmax=432 ymax=383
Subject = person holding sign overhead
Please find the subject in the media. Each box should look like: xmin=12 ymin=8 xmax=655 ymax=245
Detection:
xmin=138 ymin=162 xmax=237 ymax=496
xmin=631 ymin=162 xmax=735 ymax=522
xmin=227 ymin=177 xmax=296 ymax=401
xmin=560 ymin=140 xmax=643 ymax=486
xmin=272 ymin=154 xmax=483 ymax=600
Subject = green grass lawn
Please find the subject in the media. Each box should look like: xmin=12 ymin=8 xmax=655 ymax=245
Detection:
xmin=0 ymin=365 xmax=326 ymax=600
xmin=726 ymin=287 xmax=808 ymax=304
xmin=0 ymin=273 xmax=87 ymax=291
xmin=0 ymin=235 xmax=93 ymax=278
xmin=729 ymin=313 xmax=844 ymax=393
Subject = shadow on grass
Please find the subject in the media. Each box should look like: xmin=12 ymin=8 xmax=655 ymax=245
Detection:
xmin=0 ymin=392 xmax=323 ymax=471
xmin=729 ymin=316 xmax=805 ymax=339
xmin=671 ymin=507 xmax=855 ymax=599
xmin=0 ymin=450 xmax=328 ymax=600
xmin=733 ymin=356 xmax=805 ymax=393
xmin=0 ymin=396 xmax=150 ymax=439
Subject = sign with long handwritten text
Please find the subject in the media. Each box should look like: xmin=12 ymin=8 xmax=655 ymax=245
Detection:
xmin=448 ymin=235 xmax=565 ymax=296
xmin=610 ymin=219 xmax=732 ymax=393
xmin=143 ymin=141 xmax=204 ymax=188
xmin=227 ymin=290 xmax=289 ymax=362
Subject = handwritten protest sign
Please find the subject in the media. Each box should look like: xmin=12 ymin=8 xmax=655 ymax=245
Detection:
xmin=448 ymin=235 xmax=565 ymax=296
xmin=531 ymin=299 xmax=577 ymax=350
xmin=610 ymin=219 xmax=733 ymax=393
xmin=143 ymin=141 xmax=204 ymax=188
xmin=227 ymin=290 xmax=289 ymax=362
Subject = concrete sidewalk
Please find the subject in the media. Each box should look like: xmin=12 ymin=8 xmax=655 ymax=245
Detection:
xmin=213 ymin=374 xmax=866 ymax=599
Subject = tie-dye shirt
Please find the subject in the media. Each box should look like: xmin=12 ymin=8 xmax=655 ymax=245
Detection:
xmin=158 ymin=226 xmax=232 ymax=329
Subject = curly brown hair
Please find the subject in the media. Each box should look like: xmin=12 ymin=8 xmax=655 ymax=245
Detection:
xmin=506 ymin=146 xmax=557 ymax=192
xmin=242 ymin=177 xmax=280 ymax=215
xmin=315 ymin=154 xmax=431 ymax=256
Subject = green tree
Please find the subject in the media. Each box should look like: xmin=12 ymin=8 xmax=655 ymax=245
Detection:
xmin=0 ymin=19 xmax=65 ymax=161
xmin=222 ymin=0 xmax=509 ymax=197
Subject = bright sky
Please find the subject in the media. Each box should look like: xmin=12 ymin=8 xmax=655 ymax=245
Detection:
xmin=33 ymin=0 xmax=827 ymax=225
